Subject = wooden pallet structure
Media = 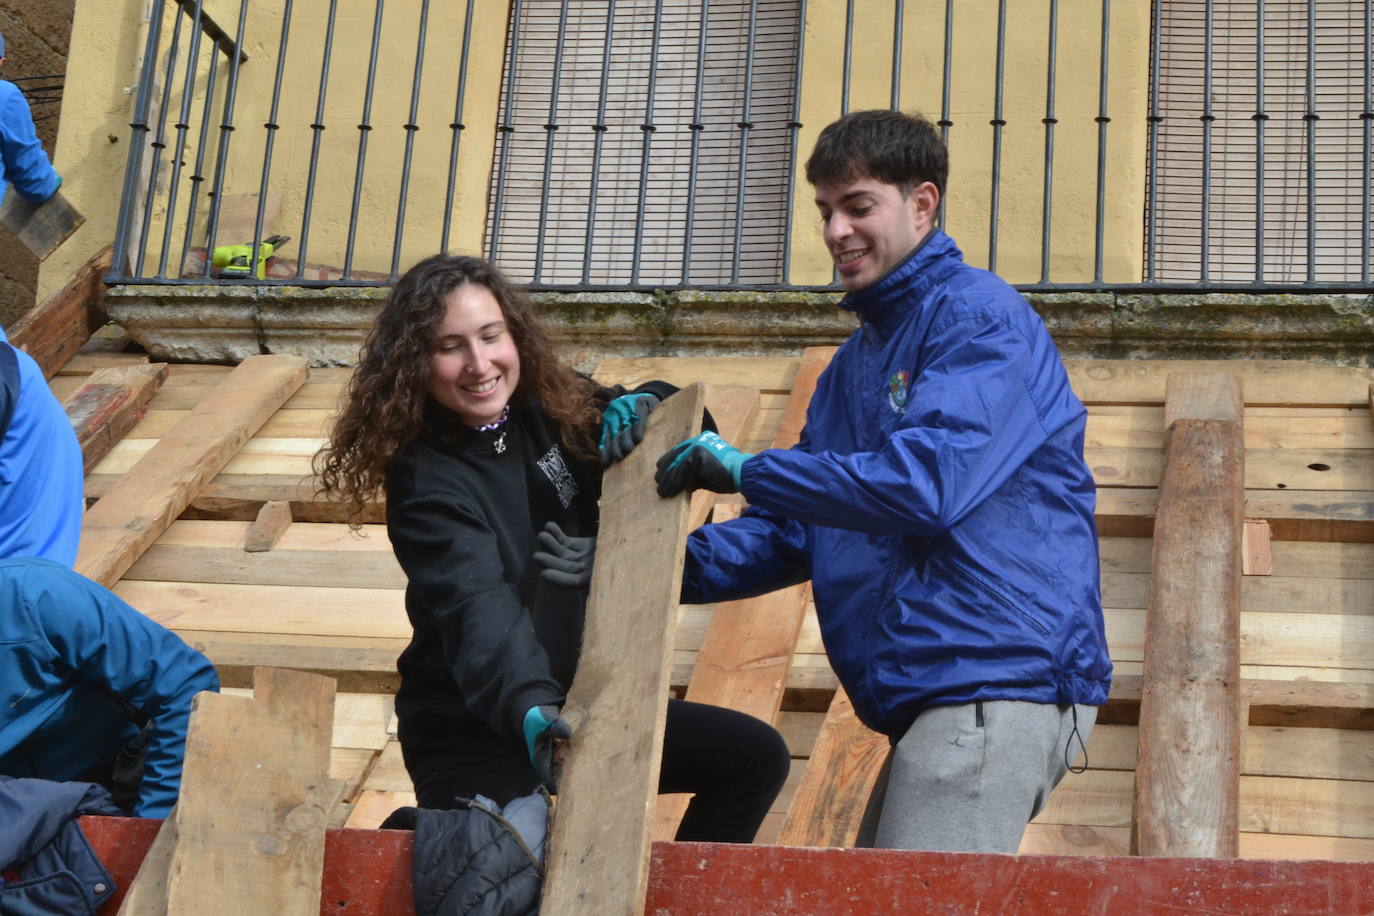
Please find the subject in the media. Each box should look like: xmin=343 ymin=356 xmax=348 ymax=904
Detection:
xmin=33 ymin=339 xmax=1374 ymax=912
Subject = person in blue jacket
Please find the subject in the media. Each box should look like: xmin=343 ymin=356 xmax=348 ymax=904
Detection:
xmin=655 ymin=109 xmax=1112 ymax=854
xmin=0 ymin=33 xmax=63 ymax=207
xmin=0 ymin=557 xmax=220 ymax=818
xmin=0 ymin=325 xmax=84 ymax=565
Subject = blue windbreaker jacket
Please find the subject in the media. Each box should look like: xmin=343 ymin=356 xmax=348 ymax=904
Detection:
xmin=0 ymin=558 xmax=220 ymax=817
xmin=0 ymin=327 xmax=84 ymax=565
xmin=0 ymin=80 xmax=60 ymax=205
xmin=681 ymin=231 xmax=1112 ymax=737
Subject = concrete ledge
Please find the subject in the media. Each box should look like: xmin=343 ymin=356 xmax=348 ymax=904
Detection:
xmin=104 ymin=285 xmax=1374 ymax=371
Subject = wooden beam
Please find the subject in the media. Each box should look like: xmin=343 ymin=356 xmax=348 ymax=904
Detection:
xmin=775 ymin=686 xmax=888 ymax=848
xmin=8 ymin=243 xmax=112 ymax=378
xmin=62 ymin=363 xmax=168 ymax=474
xmin=543 ymin=384 xmax=704 ymax=916
xmin=244 ymin=500 xmax=293 ymax=552
xmin=1133 ymin=373 xmax=1245 ymax=858
xmin=161 ymin=668 xmax=339 ymax=914
xmin=1243 ymin=520 xmax=1273 ymax=576
xmin=75 ymin=355 xmax=308 ymax=588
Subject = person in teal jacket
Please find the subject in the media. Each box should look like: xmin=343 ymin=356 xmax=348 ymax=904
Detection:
xmin=0 ymin=558 xmax=220 ymax=817
xmin=0 ymin=33 xmax=62 ymax=206
xmin=656 ymin=110 xmax=1111 ymax=854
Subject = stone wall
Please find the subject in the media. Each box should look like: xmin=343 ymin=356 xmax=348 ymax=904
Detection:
xmin=0 ymin=0 xmax=73 ymax=328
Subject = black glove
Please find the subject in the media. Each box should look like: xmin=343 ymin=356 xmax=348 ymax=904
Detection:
xmin=654 ymin=431 xmax=754 ymax=497
xmin=531 ymin=521 xmax=596 ymax=588
xmin=599 ymin=392 xmax=660 ymax=466
xmin=523 ymin=704 xmax=572 ymax=791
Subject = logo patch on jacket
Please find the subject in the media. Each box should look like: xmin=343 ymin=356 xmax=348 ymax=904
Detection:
xmin=886 ymin=369 xmax=910 ymax=413
xmin=537 ymin=445 xmax=580 ymax=509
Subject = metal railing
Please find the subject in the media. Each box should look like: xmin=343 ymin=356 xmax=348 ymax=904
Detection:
xmin=106 ymin=0 xmax=1374 ymax=293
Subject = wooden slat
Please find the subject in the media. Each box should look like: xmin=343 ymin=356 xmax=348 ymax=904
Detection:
xmin=244 ymin=500 xmax=293 ymax=552
xmin=61 ymin=363 xmax=168 ymax=474
xmin=775 ymin=687 xmax=888 ymax=848
xmin=76 ymin=355 xmax=309 ymax=587
xmin=543 ymin=384 xmax=705 ymax=916
xmin=1135 ymin=373 xmax=1245 ymax=858
xmin=1069 ymin=360 xmax=1374 ymax=407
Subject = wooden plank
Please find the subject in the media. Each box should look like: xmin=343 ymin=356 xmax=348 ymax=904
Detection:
xmin=115 ymin=806 xmax=178 ymax=915
xmin=177 ymin=631 xmax=404 ymax=695
xmin=163 ymin=668 xmax=338 ymax=914
xmin=344 ymin=790 xmax=415 ymax=830
xmin=1069 ymin=359 xmax=1374 ymax=407
xmin=775 ymin=687 xmax=888 ymax=848
xmin=543 ymin=383 xmax=705 ymax=916
xmin=8 ymin=243 xmax=111 ymax=378
xmin=244 ymin=499 xmax=293 ymax=552
xmin=0 ymin=188 xmax=85 ymax=259
xmin=1243 ymin=520 xmax=1273 ymax=576
xmin=62 ymin=363 xmax=168 ymax=474
xmin=1134 ymin=373 xmax=1245 ymax=858
xmin=595 ymin=356 xmax=805 ymax=393
xmin=76 ymin=355 xmax=309 ymax=587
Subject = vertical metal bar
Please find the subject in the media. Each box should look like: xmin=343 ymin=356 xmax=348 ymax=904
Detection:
xmin=180 ymin=38 xmax=220 ymax=276
xmin=890 ymin=0 xmax=904 ymax=110
xmin=533 ymin=0 xmax=572 ymax=284
xmin=489 ymin=0 xmax=524 ymax=266
xmin=1092 ymin=0 xmax=1111 ymax=284
xmin=1364 ymin=0 xmax=1372 ymax=282
xmin=391 ymin=0 xmax=431 ymax=278
xmin=780 ymin=0 xmax=807 ymax=285
xmin=250 ymin=0 xmax=296 ymax=283
xmin=842 ymin=0 xmax=855 ymax=116
xmin=1254 ymin=0 xmax=1266 ymax=282
xmin=201 ymin=0 xmax=251 ymax=278
xmin=630 ymin=0 xmax=666 ymax=286
xmin=1305 ymin=0 xmax=1318 ymax=282
xmin=136 ymin=2 xmax=184 ymax=278
xmin=938 ymin=0 xmax=954 ymax=228
xmin=730 ymin=0 xmax=760 ymax=285
xmin=342 ymin=0 xmax=386 ymax=280
xmin=441 ymin=0 xmax=476 ymax=255
xmin=581 ymin=0 xmax=616 ymax=284
xmin=1145 ymin=0 xmax=1162 ymax=282
xmin=682 ymin=0 xmax=710 ymax=286
xmin=1200 ymin=0 xmax=1214 ymax=282
xmin=988 ymin=0 xmax=1007 ymax=273
xmin=110 ymin=0 xmax=167 ymax=280
xmin=297 ymin=0 xmax=340 ymax=277
xmin=1039 ymin=0 xmax=1059 ymax=284
xmin=156 ymin=0 xmax=206 ymax=279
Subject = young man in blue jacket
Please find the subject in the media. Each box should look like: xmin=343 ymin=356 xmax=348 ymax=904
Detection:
xmin=0 ymin=32 xmax=63 ymax=207
xmin=0 ymin=557 xmax=220 ymax=818
xmin=656 ymin=109 xmax=1112 ymax=853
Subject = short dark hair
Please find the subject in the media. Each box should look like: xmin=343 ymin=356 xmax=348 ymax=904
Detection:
xmin=805 ymin=110 xmax=947 ymax=198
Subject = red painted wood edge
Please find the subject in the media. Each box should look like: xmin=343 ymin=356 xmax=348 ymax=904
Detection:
xmin=84 ymin=817 xmax=1374 ymax=915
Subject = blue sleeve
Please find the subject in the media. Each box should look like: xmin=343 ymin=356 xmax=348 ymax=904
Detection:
xmin=739 ymin=316 xmax=1052 ymax=536
xmin=25 ymin=562 xmax=219 ymax=817
xmin=0 ymin=82 xmax=59 ymax=203
xmin=680 ymin=506 xmax=811 ymax=604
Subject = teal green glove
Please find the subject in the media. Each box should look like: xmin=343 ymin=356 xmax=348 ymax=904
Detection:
xmin=599 ymin=392 xmax=659 ymax=466
xmin=523 ymin=704 xmax=572 ymax=790
xmin=655 ymin=431 xmax=753 ymax=497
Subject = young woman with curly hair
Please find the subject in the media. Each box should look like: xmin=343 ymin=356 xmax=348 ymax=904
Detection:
xmin=316 ymin=254 xmax=787 ymax=842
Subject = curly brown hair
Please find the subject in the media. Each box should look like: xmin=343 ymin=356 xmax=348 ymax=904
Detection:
xmin=314 ymin=254 xmax=599 ymax=526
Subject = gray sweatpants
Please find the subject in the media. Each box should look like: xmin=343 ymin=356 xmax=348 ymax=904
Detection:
xmin=854 ymin=700 xmax=1096 ymax=853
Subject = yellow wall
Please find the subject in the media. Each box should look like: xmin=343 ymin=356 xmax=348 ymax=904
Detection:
xmin=47 ymin=0 xmax=1150 ymax=298
xmin=42 ymin=0 xmax=510 ymax=299
xmin=788 ymin=0 xmax=1152 ymax=286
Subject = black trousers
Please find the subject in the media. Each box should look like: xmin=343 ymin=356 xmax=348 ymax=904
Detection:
xmin=408 ymin=698 xmax=790 ymax=844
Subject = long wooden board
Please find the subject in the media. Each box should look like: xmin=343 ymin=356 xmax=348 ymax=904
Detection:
xmin=543 ymin=383 xmax=705 ymax=916
xmin=62 ymin=363 xmax=168 ymax=474
xmin=76 ymin=354 xmax=308 ymax=587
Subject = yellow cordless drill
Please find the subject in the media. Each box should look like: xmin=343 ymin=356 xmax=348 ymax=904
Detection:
xmin=210 ymin=234 xmax=291 ymax=280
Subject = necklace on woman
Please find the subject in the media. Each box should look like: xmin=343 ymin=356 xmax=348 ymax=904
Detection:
xmin=471 ymin=406 xmax=511 ymax=454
